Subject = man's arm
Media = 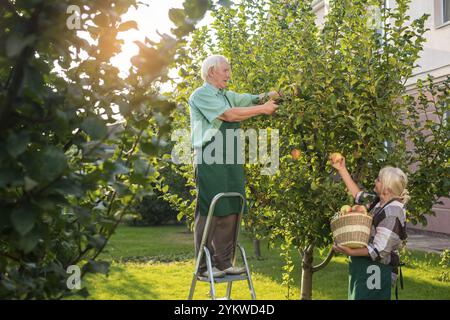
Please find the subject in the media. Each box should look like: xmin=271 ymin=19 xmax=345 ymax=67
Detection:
xmin=226 ymin=90 xmax=280 ymax=108
xmin=218 ymin=100 xmax=278 ymax=122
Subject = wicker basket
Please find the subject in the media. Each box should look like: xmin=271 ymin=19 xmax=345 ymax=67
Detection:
xmin=330 ymin=213 xmax=373 ymax=248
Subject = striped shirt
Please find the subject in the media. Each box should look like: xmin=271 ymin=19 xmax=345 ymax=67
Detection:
xmin=355 ymin=191 xmax=408 ymax=266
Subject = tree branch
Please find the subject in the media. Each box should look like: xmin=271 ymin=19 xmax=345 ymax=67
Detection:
xmin=0 ymin=3 xmax=43 ymax=129
xmin=312 ymin=248 xmax=334 ymax=273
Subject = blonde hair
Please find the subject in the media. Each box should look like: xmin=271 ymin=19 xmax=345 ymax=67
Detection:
xmin=201 ymin=55 xmax=229 ymax=81
xmin=378 ymin=166 xmax=410 ymax=204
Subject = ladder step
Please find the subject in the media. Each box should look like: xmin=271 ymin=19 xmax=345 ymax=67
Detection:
xmin=197 ymin=274 xmax=249 ymax=283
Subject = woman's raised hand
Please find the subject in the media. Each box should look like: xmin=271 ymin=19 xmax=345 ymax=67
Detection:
xmin=329 ymin=153 xmax=346 ymax=172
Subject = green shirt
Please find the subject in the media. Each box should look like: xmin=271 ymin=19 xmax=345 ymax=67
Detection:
xmin=188 ymin=82 xmax=260 ymax=148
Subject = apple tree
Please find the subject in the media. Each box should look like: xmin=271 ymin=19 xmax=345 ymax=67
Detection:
xmin=172 ymin=0 xmax=445 ymax=300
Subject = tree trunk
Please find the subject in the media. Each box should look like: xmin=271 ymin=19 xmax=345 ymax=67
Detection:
xmin=300 ymin=245 xmax=314 ymax=300
xmin=252 ymin=239 xmax=261 ymax=259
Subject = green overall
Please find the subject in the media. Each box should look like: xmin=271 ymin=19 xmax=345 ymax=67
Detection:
xmin=348 ymin=256 xmax=393 ymax=300
xmin=194 ymin=116 xmax=248 ymax=217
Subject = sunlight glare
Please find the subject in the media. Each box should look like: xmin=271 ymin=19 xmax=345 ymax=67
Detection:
xmin=111 ymin=0 xmax=184 ymax=78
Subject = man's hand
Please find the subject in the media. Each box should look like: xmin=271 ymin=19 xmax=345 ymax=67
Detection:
xmin=259 ymin=91 xmax=281 ymax=102
xmin=263 ymin=99 xmax=278 ymax=115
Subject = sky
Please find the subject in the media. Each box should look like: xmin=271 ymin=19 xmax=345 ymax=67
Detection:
xmin=110 ymin=0 xmax=212 ymax=78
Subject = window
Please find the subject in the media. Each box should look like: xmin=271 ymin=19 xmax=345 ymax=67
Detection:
xmin=383 ymin=140 xmax=394 ymax=153
xmin=443 ymin=106 xmax=449 ymax=127
xmin=374 ymin=1 xmax=388 ymax=49
xmin=444 ymin=0 xmax=450 ymax=23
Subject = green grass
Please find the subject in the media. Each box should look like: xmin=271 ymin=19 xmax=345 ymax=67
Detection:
xmin=79 ymin=225 xmax=450 ymax=300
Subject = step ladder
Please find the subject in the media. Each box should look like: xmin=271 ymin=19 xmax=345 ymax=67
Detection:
xmin=188 ymin=192 xmax=256 ymax=300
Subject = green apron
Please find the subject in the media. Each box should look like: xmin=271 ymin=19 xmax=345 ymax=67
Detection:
xmin=348 ymin=256 xmax=393 ymax=300
xmin=194 ymin=120 xmax=248 ymax=217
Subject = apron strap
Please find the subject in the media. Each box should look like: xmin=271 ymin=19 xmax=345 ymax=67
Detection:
xmin=223 ymin=91 xmax=233 ymax=108
xmin=370 ymin=197 xmax=399 ymax=214
xmin=395 ymin=263 xmax=405 ymax=300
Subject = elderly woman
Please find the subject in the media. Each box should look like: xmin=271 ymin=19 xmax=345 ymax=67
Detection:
xmin=189 ymin=55 xmax=279 ymax=278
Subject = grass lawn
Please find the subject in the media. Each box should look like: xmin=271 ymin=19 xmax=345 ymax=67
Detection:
xmin=79 ymin=225 xmax=450 ymax=300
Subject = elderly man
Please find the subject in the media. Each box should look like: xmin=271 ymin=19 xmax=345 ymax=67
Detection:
xmin=189 ymin=55 xmax=279 ymax=278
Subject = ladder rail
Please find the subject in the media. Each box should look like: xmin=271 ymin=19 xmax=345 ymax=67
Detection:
xmin=204 ymin=246 xmax=217 ymax=300
xmin=237 ymin=243 xmax=256 ymax=300
xmin=188 ymin=192 xmax=247 ymax=300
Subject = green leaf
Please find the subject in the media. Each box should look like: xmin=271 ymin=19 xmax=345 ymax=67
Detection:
xmin=6 ymin=34 xmax=36 ymax=58
xmin=112 ymin=182 xmax=131 ymax=196
xmin=40 ymin=146 xmax=67 ymax=180
xmin=104 ymin=160 xmax=129 ymax=176
xmin=24 ymin=176 xmax=39 ymax=191
xmin=118 ymin=20 xmax=138 ymax=32
xmin=7 ymin=131 xmax=29 ymax=158
xmin=75 ymin=287 xmax=90 ymax=298
xmin=23 ymin=65 xmax=45 ymax=101
xmin=87 ymin=235 xmax=107 ymax=250
xmin=0 ymin=169 xmax=15 ymax=188
xmin=10 ymin=206 xmax=37 ymax=236
xmin=169 ymin=8 xmax=186 ymax=27
xmin=119 ymin=101 xmax=130 ymax=116
xmin=81 ymin=117 xmax=108 ymax=140
xmin=218 ymin=0 xmax=232 ymax=7
xmin=133 ymin=158 xmax=148 ymax=176
xmin=52 ymin=178 xmax=83 ymax=197
xmin=83 ymin=260 xmax=110 ymax=275
xmin=17 ymin=229 xmax=40 ymax=254
xmin=184 ymin=0 xmax=210 ymax=20
xmin=140 ymin=141 xmax=158 ymax=155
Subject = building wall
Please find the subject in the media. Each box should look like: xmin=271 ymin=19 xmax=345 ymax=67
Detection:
xmin=391 ymin=0 xmax=450 ymax=235
xmin=312 ymin=0 xmax=450 ymax=234
xmin=404 ymin=0 xmax=450 ymax=89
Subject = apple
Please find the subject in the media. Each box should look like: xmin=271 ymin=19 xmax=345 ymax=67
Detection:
xmin=269 ymin=90 xmax=281 ymax=100
xmin=352 ymin=150 xmax=362 ymax=159
xmin=291 ymin=148 xmax=301 ymax=160
xmin=329 ymin=152 xmax=343 ymax=164
xmin=340 ymin=205 xmax=352 ymax=215
xmin=352 ymin=205 xmax=367 ymax=214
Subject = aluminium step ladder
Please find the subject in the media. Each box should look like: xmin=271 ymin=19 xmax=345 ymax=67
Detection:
xmin=188 ymin=192 xmax=256 ymax=300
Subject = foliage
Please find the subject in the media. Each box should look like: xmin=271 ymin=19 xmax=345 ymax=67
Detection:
xmin=404 ymin=76 xmax=450 ymax=226
xmin=82 ymin=225 xmax=450 ymax=300
xmin=131 ymin=163 xmax=191 ymax=226
xmin=0 ymin=0 xmax=218 ymax=299
xmin=172 ymin=0 xmax=445 ymax=300
xmin=437 ymin=249 xmax=449 ymax=283
xmin=161 ymin=26 xmax=213 ymax=229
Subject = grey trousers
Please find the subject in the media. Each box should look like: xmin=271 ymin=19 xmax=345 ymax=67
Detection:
xmin=194 ymin=212 xmax=239 ymax=272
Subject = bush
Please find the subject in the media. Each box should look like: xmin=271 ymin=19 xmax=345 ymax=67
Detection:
xmin=129 ymin=163 xmax=191 ymax=226
xmin=438 ymin=250 xmax=450 ymax=283
xmin=131 ymin=193 xmax=180 ymax=226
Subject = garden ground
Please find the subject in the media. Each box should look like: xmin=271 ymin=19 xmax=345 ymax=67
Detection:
xmin=78 ymin=225 xmax=450 ymax=300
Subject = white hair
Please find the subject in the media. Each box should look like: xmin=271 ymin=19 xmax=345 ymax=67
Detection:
xmin=379 ymin=166 xmax=410 ymax=204
xmin=201 ymin=55 xmax=229 ymax=81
